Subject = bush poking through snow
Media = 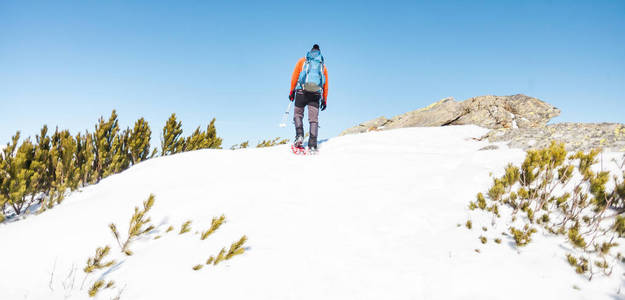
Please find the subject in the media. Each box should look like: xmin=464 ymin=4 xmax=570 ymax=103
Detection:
xmin=109 ymin=194 xmax=156 ymax=255
xmin=105 ymin=280 xmax=115 ymax=289
xmin=465 ymin=220 xmax=472 ymax=229
xmin=230 ymin=141 xmax=250 ymax=150
xmin=88 ymin=280 xmax=105 ymax=297
xmin=225 ymin=235 xmax=247 ymax=260
xmin=76 ymin=194 xmax=250 ymax=298
xmin=161 ymin=114 xmax=222 ymax=156
xmin=469 ymin=142 xmax=625 ymax=278
xmin=180 ymin=220 xmax=192 ymax=234
xmin=201 ymin=215 xmax=225 ymax=240
xmin=83 ymin=245 xmax=116 ymax=273
xmin=509 ymin=225 xmax=536 ymax=247
xmin=567 ymin=226 xmax=587 ymax=249
xmin=256 ymin=137 xmax=289 ymax=148
xmin=203 ymin=235 xmax=248 ymax=267
xmin=0 ymin=110 xmax=223 ymax=221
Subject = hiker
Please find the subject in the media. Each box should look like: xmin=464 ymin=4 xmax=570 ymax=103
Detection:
xmin=288 ymin=44 xmax=329 ymax=152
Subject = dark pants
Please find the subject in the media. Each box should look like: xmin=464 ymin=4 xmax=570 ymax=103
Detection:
xmin=294 ymin=90 xmax=320 ymax=148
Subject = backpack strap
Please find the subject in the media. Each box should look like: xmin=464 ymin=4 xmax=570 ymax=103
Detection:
xmin=303 ymin=60 xmax=311 ymax=85
xmin=320 ymin=60 xmax=325 ymax=89
xmin=297 ymin=59 xmax=311 ymax=89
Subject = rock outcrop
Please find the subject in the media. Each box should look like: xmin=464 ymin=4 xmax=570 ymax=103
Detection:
xmin=482 ymin=123 xmax=625 ymax=152
xmin=340 ymin=94 xmax=625 ymax=152
xmin=340 ymin=94 xmax=560 ymax=136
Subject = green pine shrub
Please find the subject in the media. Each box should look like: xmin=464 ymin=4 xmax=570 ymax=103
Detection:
xmin=476 ymin=193 xmax=487 ymax=210
xmin=256 ymin=137 xmax=289 ymax=148
xmin=128 ymin=117 xmax=152 ymax=164
xmin=88 ymin=280 xmax=105 ymax=297
xmin=2 ymin=110 xmax=223 ymax=220
xmin=184 ymin=118 xmax=223 ymax=151
xmin=109 ymin=194 xmax=156 ymax=255
xmin=509 ymin=225 xmax=536 ymax=247
xmin=568 ymin=226 xmax=587 ymax=249
xmin=179 ymin=220 xmax=192 ymax=234
xmin=105 ymin=280 xmax=115 ymax=289
xmin=83 ymin=245 xmax=116 ymax=273
xmin=208 ymin=235 xmax=247 ymax=266
xmin=75 ymin=131 xmax=96 ymax=187
xmin=161 ymin=114 xmax=223 ymax=156
xmin=468 ymin=143 xmax=625 ymax=278
xmin=76 ymin=194 xmax=246 ymax=297
xmin=0 ymin=132 xmax=38 ymax=215
xmin=201 ymin=215 xmax=225 ymax=240
xmin=93 ymin=110 xmax=121 ymax=182
xmin=230 ymin=141 xmax=250 ymax=150
xmin=161 ymin=113 xmax=184 ymax=156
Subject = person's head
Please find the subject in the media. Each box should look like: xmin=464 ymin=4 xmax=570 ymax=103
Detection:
xmin=311 ymin=44 xmax=320 ymax=51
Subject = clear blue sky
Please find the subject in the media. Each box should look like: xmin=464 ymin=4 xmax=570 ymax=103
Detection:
xmin=1 ymin=0 xmax=624 ymax=148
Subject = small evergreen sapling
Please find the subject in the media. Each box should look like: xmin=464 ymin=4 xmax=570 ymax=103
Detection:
xmin=105 ymin=280 xmax=115 ymax=289
xmin=567 ymin=226 xmax=587 ymax=249
xmin=509 ymin=225 xmax=536 ymax=247
xmin=74 ymin=131 xmax=95 ymax=187
xmin=256 ymin=137 xmax=289 ymax=148
xmin=183 ymin=118 xmax=223 ymax=151
xmin=201 ymin=215 xmax=225 ymax=240
xmin=161 ymin=113 xmax=184 ymax=156
xmin=88 ymin=280 xmax=105 ymax=297
xmin=0 ymin=133 xmax=39 ymax=215
xmin=128 ymin=117 xmax=152 ymax=164
xmin=209 ymin=235 xmax=247 ymax=266
xmin=83 ymin=245 xmax=116 ymax=273
xmin=93 ymin=110 xmax=121 ymax=183
xmin=179 ymin=220 xmax=192 ymax=234
xmin=230 ymin=141 xmax=250 ymax=150
xmin=225 ymin=235 xmax=247 ymax=260
xmin=109 ymin=194 xmax=156 ymax=255
xmin=476 ymin=192 xmax=486 ymax=210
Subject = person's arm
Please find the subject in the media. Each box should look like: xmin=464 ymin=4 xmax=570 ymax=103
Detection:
xmin=290 ymin=58 xmax=306 ymax=93
xmin=322 ymin=65 xmax=329 ymax=103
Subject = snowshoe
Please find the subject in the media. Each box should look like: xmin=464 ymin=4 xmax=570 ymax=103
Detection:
xmin=291 ymin=144 xmax=307 ymax=155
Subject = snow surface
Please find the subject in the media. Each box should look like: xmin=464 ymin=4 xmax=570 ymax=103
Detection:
xmin=1 ymin=125 xmax=624 ymax=300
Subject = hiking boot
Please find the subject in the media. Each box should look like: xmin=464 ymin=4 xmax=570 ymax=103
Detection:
xmin=308 ymin=136 xmax=317 ymax=149
xmin=294 ymin=135 xmax=304 ymax=147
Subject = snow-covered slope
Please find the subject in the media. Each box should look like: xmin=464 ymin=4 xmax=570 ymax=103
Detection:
xmin=1 ymin=126 xmax=623 ymax=299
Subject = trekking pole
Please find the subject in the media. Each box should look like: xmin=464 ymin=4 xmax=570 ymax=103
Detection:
xmin=279 ymin=101 xmax=292 ymax=128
